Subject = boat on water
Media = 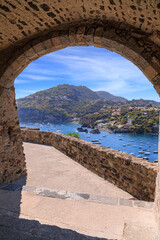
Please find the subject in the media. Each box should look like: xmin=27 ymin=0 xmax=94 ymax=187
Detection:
xmin=127 ymin=143 xmax=130 ymax=146
xmin=92 ymin=139 xmax=99 ymax=142
xmin=155 ymin=160 xmax=158 ymax=163
xmin=119 ymin=138 xmax=122 ymax=140
xmin=144 ymin=152 xmax=150 ymax=155
xmin=92 ymin=139 xmax=101 ymax=144
xmin=137 ymin=155 xmax=142 ymax=158
xmin=139 ymin=147 xmax=142 ymax=149
xmin=139 ymin=151 xmax=144 ymax=154
xmin=154 ymin=151 xmax=158 ymax=154
xmin=122 ymin=144 xmax=126 ymax=147
xmin=143 ymin=157 xmax=149 ymax=160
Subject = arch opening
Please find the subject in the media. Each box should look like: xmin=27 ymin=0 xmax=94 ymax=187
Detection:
xmin=0 ymin=26 xmax=160 ymax=185
xmin=0 ymin=19 xmax=160 ymax=239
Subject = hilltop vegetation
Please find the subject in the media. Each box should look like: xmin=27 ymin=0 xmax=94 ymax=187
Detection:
xmin=80 ymin=105 xmax=159 ymax=134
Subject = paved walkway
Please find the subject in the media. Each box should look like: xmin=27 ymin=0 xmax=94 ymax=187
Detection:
xmin=0 ymin=142 xmax=158 ymax=239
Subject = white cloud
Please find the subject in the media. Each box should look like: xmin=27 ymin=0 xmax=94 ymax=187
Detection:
xmin=18 ymin=74 xmax=56 ymax=81
xmin=15 ymin=79 xmax=29 ymax=84
xmin=42 ymin=50 xmax=149 ymax=91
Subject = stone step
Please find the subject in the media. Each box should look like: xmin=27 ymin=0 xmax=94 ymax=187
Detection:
xmin=0 ymin=183 xmax=156 ymax=240
xmin=0 ymin=183 xmax=154 ymax=209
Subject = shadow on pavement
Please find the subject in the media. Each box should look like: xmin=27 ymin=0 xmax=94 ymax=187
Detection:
xmin=0 ymin=176 xmax=114 ymax=240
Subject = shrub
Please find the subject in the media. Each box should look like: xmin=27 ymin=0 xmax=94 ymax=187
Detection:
xmin=67 ymin=132 xmax=80 ymax=139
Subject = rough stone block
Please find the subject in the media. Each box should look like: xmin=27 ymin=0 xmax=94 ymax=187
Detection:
xmin=32 ymin=42 xmax=46 ymax=56
xmin=144 ymin=65 xmax=159 ymax=80
xmin=76 ymin=26 xmax=86 ymax=45
xmin=51 ymin=31 xmax=63 ymax=50
xmin=69 ymin=27 xmax=77 ymax=46
xmin=23 ymin=47 xmax=39 ymax=61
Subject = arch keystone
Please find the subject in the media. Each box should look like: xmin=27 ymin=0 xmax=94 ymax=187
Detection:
xmin=94 ymin=27 xmax=104 ymax=47
xmin=51 ymin=31 xmax=63 ymax=50
xmin=69 ymin=27 xmax=77 ymax=46
xmin=59 ymin=30 xmax=70 ymax=48
xmin=84 ymin=27 xmax=95 ymax=45
xmin=76 ymin=26 xmax=86 ymax=45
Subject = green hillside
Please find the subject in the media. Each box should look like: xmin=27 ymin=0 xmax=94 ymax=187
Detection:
xmin=17 ymin=84 xmax=160 ymax=124
xmin=17 ymin=84 xmax=109 ymax=123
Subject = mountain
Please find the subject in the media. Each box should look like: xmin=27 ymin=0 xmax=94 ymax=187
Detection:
xmin=17 ymin=84 xmax=107 ymax=123
xmin=96 ymin=91 xmax=127 ymax=102
xmin=17 ymin=84 xmax=159 ymax=124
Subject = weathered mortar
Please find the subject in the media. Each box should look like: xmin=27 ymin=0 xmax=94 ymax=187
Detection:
xmin=21 ymin=129 xmax=157 ymax=201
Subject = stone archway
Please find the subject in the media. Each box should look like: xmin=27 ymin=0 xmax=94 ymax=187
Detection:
xmin=0 ymin=0 xmax=160 ymax=235
xmin=0 ymin=25 xmax=160 ymax=183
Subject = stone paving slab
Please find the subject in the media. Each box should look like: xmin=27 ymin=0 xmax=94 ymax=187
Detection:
xmin=12 ymin=142 xmax=133 ymax=200
xmin=0 ymin=183 xmax=154 ymax=209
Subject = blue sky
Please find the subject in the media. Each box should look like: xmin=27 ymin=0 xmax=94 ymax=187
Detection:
xmin=15 ymin=46 xmax=159 ymax=101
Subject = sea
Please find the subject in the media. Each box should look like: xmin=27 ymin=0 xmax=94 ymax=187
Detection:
xmin=20 ymin=122 xmax=159 ymax=163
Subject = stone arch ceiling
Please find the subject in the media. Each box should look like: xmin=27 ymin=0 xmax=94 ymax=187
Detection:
xmin=0 ymin=0 xmax=160 ymax=92
xmin=0 ymin=0 xmax=160 ymax=51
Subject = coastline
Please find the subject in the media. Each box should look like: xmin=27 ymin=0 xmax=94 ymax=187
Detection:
xmin=98 ymin=127 xmax=113 ymax=134
xmin=21 ymin=121 xmax=158 ymax=136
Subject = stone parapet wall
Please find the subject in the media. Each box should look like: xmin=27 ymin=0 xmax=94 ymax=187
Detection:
xmin=21 ymin=129 xmax=157 ymax=201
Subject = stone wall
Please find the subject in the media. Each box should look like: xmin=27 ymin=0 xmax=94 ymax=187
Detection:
xmin=0 ymin=87 xmax=26 ymax=183
xmin=21 ymin=129 xmax=157 ymax=201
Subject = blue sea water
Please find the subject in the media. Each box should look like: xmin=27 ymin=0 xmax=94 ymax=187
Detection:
xmin=20 ymin=122 xmax=159 ymax=162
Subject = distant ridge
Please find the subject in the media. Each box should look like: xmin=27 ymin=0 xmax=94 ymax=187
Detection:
xmin=17 ymin=84 xmax=159 ymax=123
xmin=95 ymin=91 xmax=127 ymax=102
